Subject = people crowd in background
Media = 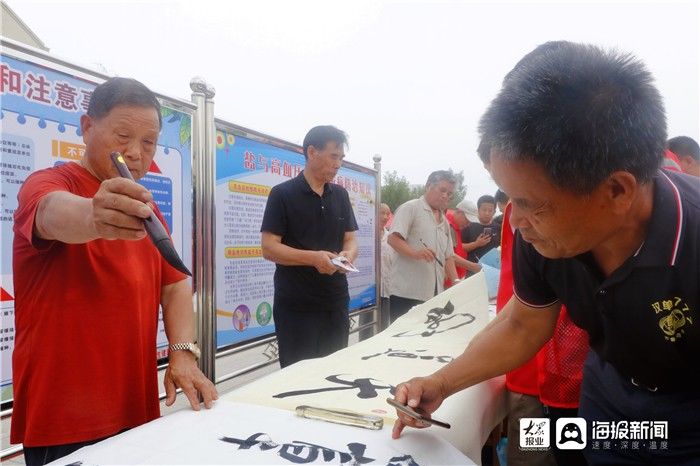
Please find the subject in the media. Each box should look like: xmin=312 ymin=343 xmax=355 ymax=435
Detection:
xmin=493 ymin=189 xmax=509 ymax=231
xmin=359 ymin=202 xmax=394 ymax=340
xmin=444 ymin=199 xmax=482 ymax=287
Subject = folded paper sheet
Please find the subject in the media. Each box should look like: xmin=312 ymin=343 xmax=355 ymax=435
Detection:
xmin=224 ymin=271 xmax=507 ymax=463
xmin=52 ymin=401 xmax=475 ymax=465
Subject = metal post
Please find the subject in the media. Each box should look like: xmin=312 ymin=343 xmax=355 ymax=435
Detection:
xmin=190 ymin=77 xmax=214 ymax=381
xmin=202 ymin=83 xmax=217 ymax=381
xmin=373 ymin=154 xmax=383 ymax=334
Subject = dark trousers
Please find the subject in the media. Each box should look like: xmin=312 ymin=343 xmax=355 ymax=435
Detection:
xmin=379 ymin=296 xmax=391 ymax=331
xmin=273 ymin=303 xmax=349 ymax=368
xmin=389 ymin=295 xmax=424 ymax=323
xmin=358 ymin=297 xmax=391 ymax=341
xmin=543 ymin=405 xmax=587 ymax=466
xmin=23 ymin=432 xmax=118 ymax=466
xmin=580 ymin=351 xmax=700 ymax=465
xmin=358 ymin=310 xmax=374 ymax=341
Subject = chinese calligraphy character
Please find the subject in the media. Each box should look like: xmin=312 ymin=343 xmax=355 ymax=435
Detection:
xmin=0 ymin=64 xmax=22 ymax=94
xmin=387 ymin=455 xmax=420 ymax=466
xmin=244 ymin=151 xmax=256 ymax=171
xmin=273 ymin=374 xmax=395 ymax=399
xmin=220 ymin=434 xmax=376 ymax=465
xmin=361 ymin=348 xmax=453 ymax=364
xmin=25 ymin=72 xmax=51 ymax=104
xmin=392 ymin=301 xmax=476 ymax=338
xmin=80 ymin=88 xmax=93 ymax=111
xmin=271 ymin=158 xmax=281 ymax=175
xmin=54 ymin=82 xmax=79 ymax=110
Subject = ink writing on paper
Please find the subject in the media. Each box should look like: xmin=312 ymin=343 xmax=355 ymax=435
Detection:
xmin=392 ymin=301 xmax=475 ymax=338
xmin=361 ymin=348 xmax=453 ymax=364
xmin=220 ymin=433 xmax=421 ymax=465
xmin=273 ymin=374 xmax=396 ymax=399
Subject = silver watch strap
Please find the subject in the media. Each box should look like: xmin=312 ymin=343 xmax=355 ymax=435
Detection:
xmin=169 ymin=343 xmax=193 ymax=351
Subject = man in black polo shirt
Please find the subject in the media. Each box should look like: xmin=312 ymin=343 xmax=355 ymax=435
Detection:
xmin=390 ymin=42 xmax=699 ymax=465
xmin=261 ymin=125 xmax=358 ymax=368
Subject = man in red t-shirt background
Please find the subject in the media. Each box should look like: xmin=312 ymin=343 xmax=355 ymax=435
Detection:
xmin=445 ymin=198 xmax=482 ymax=287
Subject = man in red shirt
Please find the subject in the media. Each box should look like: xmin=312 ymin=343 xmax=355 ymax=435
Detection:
xmin=498 ymin=201 xmax=587 ymax=466
xmin=444 ymin=198 xmax=481 ymax=286
xmin=667 ymin=136 xmax=700 ymax=176
xmin=12 ymin=78 xmax=217 ymax=465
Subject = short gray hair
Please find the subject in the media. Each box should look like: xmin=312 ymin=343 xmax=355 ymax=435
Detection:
xmin=425 ymin=170 xmax=456 ymax=188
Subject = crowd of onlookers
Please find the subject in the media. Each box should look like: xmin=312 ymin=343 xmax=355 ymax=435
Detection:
xmin=377 ymin=171 xmax=500 ymax=325
xmin=378 ymin=134 xmax=699 ymax=328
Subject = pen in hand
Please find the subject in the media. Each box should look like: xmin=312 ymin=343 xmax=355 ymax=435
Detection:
xmin=419 ymin=238 xmax=443 ymax=267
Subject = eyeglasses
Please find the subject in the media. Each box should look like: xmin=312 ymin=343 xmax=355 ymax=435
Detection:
xmin=434 ymin=187 xmax=454 ymax=199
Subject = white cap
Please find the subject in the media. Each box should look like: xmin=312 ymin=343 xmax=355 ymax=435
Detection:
xmin=455 ymin=199 xmax=479 ymax=222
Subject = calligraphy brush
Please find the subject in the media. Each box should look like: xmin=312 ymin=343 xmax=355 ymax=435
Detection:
xmin=110 ymin=152 xmax=191 ymax=276
xmin=419 ymin=238 xmax=443 ymax=267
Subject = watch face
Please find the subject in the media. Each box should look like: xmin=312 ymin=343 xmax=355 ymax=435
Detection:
xmin=190 ymin=344 xmax=201 ymax=359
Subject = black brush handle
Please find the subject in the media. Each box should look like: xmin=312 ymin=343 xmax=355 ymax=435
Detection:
xmin=109 ymin=152 xmax=191 ymax=276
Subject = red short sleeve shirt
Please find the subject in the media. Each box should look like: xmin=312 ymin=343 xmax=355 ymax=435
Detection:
xmin=11 ymin=162 xmax=186 ymax=446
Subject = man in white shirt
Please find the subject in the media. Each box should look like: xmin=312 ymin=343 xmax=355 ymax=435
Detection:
xmin=387 ymin=171 xmax=458 ymax=322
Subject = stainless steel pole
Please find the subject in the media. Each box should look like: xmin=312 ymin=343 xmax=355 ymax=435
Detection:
xmin=373 ymin=154 xmax=382 ymax=334
xmin=189 ymin=77 xmax=214 ymax=381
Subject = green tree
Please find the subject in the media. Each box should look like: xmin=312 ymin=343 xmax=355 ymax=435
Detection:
xmin=448 ymin=168 xmax=467 ymax=208
xmin=380 ymin=170 xmax=412 ymax=211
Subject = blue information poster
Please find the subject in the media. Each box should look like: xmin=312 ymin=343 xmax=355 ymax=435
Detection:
xmin=215 ymin=130 xmax=377 ymax=348
xmin=0 ymin=52 xmax=193 ymax=402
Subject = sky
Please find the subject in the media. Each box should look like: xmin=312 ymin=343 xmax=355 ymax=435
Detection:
xmin=5 ymin=0 xmax=699 ymax=199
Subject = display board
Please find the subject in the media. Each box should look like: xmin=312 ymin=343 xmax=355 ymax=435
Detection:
xmin=215 ymin=127 xmax=377 ymax=348
xmin=0 ymin=49 xmax=193 ymax=403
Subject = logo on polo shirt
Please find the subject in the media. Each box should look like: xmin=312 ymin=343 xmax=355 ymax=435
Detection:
xmin=651 ymin=296 xmax=692 ymax=342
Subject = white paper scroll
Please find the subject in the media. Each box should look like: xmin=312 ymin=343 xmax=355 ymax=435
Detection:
xmin=52 ymin=401 xmax=475 ymax=465
xmin=224 ymin=271 xmax=507 ymax=463
xmin=52 ymin=272 xmax=504 ymax=465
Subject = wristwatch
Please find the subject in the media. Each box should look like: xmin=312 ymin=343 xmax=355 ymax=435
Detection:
xmin=168 ymin=342 xmax=201 ymax=360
